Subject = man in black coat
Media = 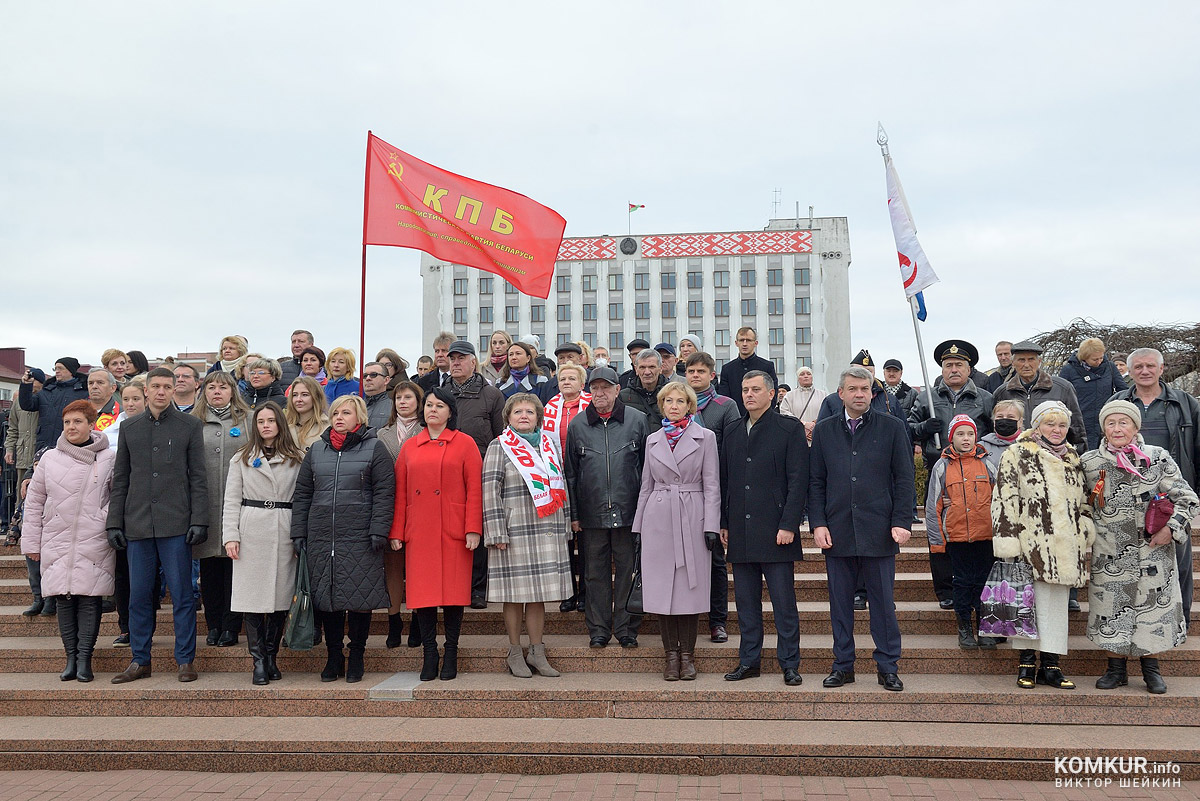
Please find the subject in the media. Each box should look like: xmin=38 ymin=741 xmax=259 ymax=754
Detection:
xmin=810 ymin=365 xmax=915 ymax=692
xmin=720 ymin=370 xmax=808 ymax=686
xmin=718 ymin=326 xmax=778 ymax=415
xmin=18 ymin=357 xmax=88 ymax=450
xmin=618 ymin=349 xmax=668 ymax=434
xmin=106 ymin=368 xmax=209 ymax=684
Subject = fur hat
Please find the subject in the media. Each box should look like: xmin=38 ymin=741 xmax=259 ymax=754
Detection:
xmin=948 ymin=414 xmax=977 ymax=439
xmin=1031 ymin=400 xmax=1072 ymax=429
xmin=1098 ymin=399 xmax=1141 ymax=431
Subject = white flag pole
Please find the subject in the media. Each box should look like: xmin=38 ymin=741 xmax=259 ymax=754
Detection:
xmin=878 ymin=123 xmax=939 ymax=449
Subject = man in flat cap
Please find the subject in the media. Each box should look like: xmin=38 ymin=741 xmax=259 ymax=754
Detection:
xmin=991 ymin=340 xmax=1086 ymax=445
xmin=907 ymin=339 xmax=995 ymax=610
xmin=619 ymin=339 xmax=651 ymax=390
xmin=881 ymin=359 xmax=919 ymax=417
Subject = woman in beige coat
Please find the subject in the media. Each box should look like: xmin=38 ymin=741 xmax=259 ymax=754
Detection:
xmin=222 ymin=402 xmax=305 ymax=685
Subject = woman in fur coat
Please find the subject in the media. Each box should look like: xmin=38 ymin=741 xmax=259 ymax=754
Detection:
xmin=1081 ymin=400 xmax=1199 ymax=694
xmin=992 ymin=401 xmax=1095 ymax=690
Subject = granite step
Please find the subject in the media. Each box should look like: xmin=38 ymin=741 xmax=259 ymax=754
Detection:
xmin=2 ymin=714 xmax=1197 ymax=779
xmin=2 ymin=633 xmax=1198 ymax=676
xmin=0 ymin=670 xmax=1195 ymax=727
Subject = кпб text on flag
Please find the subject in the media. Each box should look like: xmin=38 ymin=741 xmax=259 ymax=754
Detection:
xmin=363 ymin=133 xmax=567 ymax=298
xmin=885 ymin=156 xmax=938 ymax=299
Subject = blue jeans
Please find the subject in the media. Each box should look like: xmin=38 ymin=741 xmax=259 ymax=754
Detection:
xmin=128 ymin=535 xmax=197 ymax=665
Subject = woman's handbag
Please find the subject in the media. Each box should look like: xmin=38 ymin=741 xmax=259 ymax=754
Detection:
xmin=1145 ymin=493 xmax=1175 ymax=539
xmin=624 ymin=537 xmax=644 ymax=616
xmin=283 ymin=549 xmax=315 ymax=650
xmin=978 ymin=560 xmax=1038 ymax=640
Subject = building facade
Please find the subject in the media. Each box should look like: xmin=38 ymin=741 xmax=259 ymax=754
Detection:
xmin=422 ymin=216 xmax=851 ymax=391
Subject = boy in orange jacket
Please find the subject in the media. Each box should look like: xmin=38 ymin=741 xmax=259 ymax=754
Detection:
xmin=925 ymin=415 xmax=998 ymax=649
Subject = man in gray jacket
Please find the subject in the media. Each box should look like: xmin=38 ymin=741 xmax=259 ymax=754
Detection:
xmin=991 ymin=340 xmax=1086 ymax=445
xmin=107 ymin=368 xmax=209 ymax=684
xmin=565 ymin=367 xmax=648 ymax=649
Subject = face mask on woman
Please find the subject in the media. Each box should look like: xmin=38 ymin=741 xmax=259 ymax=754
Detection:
xmin=994 ymin=418 xmax=1020 ymax=438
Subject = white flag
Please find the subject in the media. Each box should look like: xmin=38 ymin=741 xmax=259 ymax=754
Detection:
xmin=886 ymin=156 xmax=938 ymax=299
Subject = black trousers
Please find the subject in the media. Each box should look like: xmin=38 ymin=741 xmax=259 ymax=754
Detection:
xmin=1179 ymin=536 xmax=1194 ymax=625
xmin=470 ymin=546 xmax=488 ymax=602
xmin=199 ymin=556 xmax=241 ymax=635
xmin=582 ymin=526 xmax=641 ymax=641
xmin=947 ymin=540 xmax=994 ymax=618
xmin=732 ymin=561 xmax=800 ymax=669
xmin=827 ymin=554 xmax=901 ymax=674
xmin=707 ymin=541 xmax=728 ymax=629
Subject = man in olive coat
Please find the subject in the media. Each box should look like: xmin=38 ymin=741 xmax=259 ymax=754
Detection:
xmin=106 ymin=368 xmax=209 ymax=684
xmin=720 ymin=371 xmax=808 ymax=685
xmin=810 ymin=366 xmax=915 ymax=692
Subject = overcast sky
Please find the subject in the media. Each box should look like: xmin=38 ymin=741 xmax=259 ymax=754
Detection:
xmin=4 ymin=3 xmax=1198 ymax=383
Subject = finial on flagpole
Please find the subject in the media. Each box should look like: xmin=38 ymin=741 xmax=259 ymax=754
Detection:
xmin=877 ymin=123 xmax=890 ymax=157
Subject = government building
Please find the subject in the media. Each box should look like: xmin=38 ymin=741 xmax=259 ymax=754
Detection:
xmin=421 ymin=216 xmax=851 ymax=390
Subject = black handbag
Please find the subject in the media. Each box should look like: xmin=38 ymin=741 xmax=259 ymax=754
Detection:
xmin=283 ymin=549 xmax=315 ymax=650
xmin=625 ymin=540 xmax=644 ymax=616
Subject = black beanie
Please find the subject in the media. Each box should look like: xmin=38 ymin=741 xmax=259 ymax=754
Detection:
xmin=56 ymin=357 xmax=81 ymax=375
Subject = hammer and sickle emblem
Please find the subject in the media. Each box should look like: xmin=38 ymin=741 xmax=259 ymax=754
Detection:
xmin=387 ymin=157 xmax=403 ymax=182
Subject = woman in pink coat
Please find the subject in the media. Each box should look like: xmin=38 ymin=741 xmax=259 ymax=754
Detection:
xmin=632 ymin=383 xmax=721 ymax=682
xmin=21 ymin=400 xmax=117 ymax=683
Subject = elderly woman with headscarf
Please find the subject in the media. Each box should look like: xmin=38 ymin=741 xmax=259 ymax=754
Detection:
xmin=1081 ymin=400 xmax=1199 ymax=694
xmin=992 ymin=400 xmax=1096 ymax=690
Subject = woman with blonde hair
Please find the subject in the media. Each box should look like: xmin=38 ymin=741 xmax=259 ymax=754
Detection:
xmin=323 ymin=347 xmax=360 ymax=404
xmin=207 ymin=335 xmax=249 ymax=375
xmin=481 ymin=330 xmax=513 ymax=384
xmin=574 ymin=340 xmax=593 ymax=369
xmin=101 ymin=349 xmax=131 ymax=386
xmin=193 ymin=371 xmax=251 ymax=647
xmin=285 ymin=376 xmax=329 ymax=452
xmin=1059 ymin=338 xmax=1126 ymax=450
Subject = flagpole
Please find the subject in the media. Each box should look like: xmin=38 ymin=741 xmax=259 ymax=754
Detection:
xmin=878 ymin=123 xmax=939 ymax=449
xmin=359 ymin=130 xmax=373 ymax=397
xmin=627 ymin=203 xmax=631 ymax=235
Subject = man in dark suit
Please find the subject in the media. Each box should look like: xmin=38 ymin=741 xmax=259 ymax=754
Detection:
xmin=718 ymin=327 xmax=778 ymax=415
xmin=720 ymin=370 xmax=808 ymax=686
xmin=810 ymin=365 xmax=915 ymax=692
xmin=417 ymin=332 xmax=455 ymax=393
xmin=106 ymin=367 xmax=209 ymax=684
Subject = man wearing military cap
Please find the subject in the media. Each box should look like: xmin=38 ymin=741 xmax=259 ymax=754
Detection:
xmin=907 ymin=339 xmax=995 ymax=610
xmin=817 ymin=350 xmax=909 ymax=429
xmin=991 ymin=340 xmax=1086 ymax=446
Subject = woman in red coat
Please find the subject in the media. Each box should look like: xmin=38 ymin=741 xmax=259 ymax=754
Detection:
xmin=390 ymin=386 xmax=483 ymax=681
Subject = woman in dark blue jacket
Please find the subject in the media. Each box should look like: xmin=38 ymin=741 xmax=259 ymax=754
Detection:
xmin=1059 ymin=339 xmax=1127 ymax=450
xmin=495 ymin=342 xmax=557 ymax=403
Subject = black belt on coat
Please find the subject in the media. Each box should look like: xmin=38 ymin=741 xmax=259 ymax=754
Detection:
xmin=241 ymin=499 xmax=293 ymax=509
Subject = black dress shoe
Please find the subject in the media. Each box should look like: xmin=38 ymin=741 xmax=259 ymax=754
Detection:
xmin=710 ymin=626 xmax=728 ymax=643
xmin=216 ymin=631 xmax=238 ymax=647
xmin=783 ymin=668 xmax=802 ymax=686
xmin=619 ymin=637 xmax=638 ymax=649
xmin=822 ymin=669 xmax=855 ymax=688
xmin=878 ymin=672 xmax=904 ymax=691
xmin=853 ymin=595 xmax=867 ymax=611
xmin=589 ymin=637 xmax=609 ymax=649
xmin=113 ymin=633 xmax=130 ymax=647
xmin=206 ymin=630 xmax=220 ymax=646
xmin=938 ymin=598 xmax=955 ymax=610
xmin=559 ymin=598 xmax=575 ymax=613
xmin=470 ymin=597 xmax=488 ymax=610
xmin=1068 ymin=599 xmax=1082 ymax=613
xmin=724 ymin=664 xmax=761 ymax=681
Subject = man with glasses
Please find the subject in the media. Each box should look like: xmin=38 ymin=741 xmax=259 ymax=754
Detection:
xmin=362 ymin=362 xmax=391 ymax=429
xmin=718 ymin=327 xmax=777 ymax=416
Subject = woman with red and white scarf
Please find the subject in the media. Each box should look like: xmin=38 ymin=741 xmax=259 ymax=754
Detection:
xmin=542 ymin=364 xmax=590 ymax=611
xmin=482 ymin=393 xmax=574 ymax=678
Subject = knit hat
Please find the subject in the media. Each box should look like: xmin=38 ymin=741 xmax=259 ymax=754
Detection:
xmin=29 ymin=368 xmax=46 ymax=384
xmin=948 ymin=414 xmax=977 ymax=439
xmin=1098 ymin=399 xmax=1141 ymax=431
xmin=56 ymin=357 xmax=81 ymax=375
xmin=679 ymin=334 xmax=703 ymax=351
xmin=1030 ymin=400 xmax=1072 ymax=429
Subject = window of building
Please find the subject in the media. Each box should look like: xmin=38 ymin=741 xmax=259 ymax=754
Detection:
xmin=798 ymin=356 xmax=812 ymax=367
xmin=635 ymin=302 xmax=651 ymax=319
xmin=687 ymin=300 xmax=703 ymax=317
xmin=506 ymin=281 xmax=518 ymax=295
xmin=795 ymin=267 xmax=810 ymax=285
xmin=768 ymin=298 xmax=784 ymax=315
xmin=557 ymin=305 xmax=571 ymax=322
xmin=609 ymin=303 xmax=623 ymax=320
xmin=714 ymin=270 xmax=730 ymax=288
xmin=608 ymin=273 xmax=623 ymax=291
xmin=714 ymin=329 xmax=731 ymax=347
xmin=558 ymin=333 xmax=571 ymax=346
xmin=714 ymin=299 xmax=730 ymax=317
xmin=453 ymin=307 xmax=468 ymax=324
xmin=741 ymin=299 xmax=756 ymax=316
xmin=636 ymin=330 xmax=650 ymax=343
xmin=768 ymin=328 xmax=785 ymax=345
xmin=583 ymin=332 xmax=597 ymax=347
xmin=479 ymin=306 xmax=493 ymax=324
xmin=453 ymin=278 xmax=468 ymax=295
xmin=687 ymin=272 xmax=702 ymax=289
xmin=767 ymin=268 xmax=783 ymax=286
xmin=583 ymin=303 xmax=597 ymax=320
xmin=796 ymin=327 xmax=812 ymax=344
xmin=634 ymin=272 xmax=650 ymax=290
xmin=581 ymin=274 xmax=597 ymax=291
xmin=661 ymin=272 xmax=676 ymax=290
xmin=506 ymin=306 xmax=519 ymax=324
xmin=772 ymin=357 xmax=784 ymax=374
xmin=480 ymin=277 xmax=493 ymax=294
xmin=795 ymin=296 xmax=811 ymax=315
xmin=716 ymin=358 xmax=728 ymax=371
xmin=661 ymin=301 xmax=676 ymax=318
xmin=660 ymin=331 xmax=676 ymax=346
xmin=557 ymin=275 xmax=570 ymax=292
xmin=479 ymin=335 xmax=490 ymax=354
xmin=530 ymin=304 xmax=545 ymax=322
xmin=609 ymin=332 xmax=625 ymax=350
xmin=740 ymin=270 xmax=756 ymax=287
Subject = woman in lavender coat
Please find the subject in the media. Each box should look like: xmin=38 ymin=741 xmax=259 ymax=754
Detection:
xmin=632 ymin=382 xmax=721 ymax=682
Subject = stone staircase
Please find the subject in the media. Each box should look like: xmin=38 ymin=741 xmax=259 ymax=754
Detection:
xmin=1 ymin=516 xmax=1198 ymax=779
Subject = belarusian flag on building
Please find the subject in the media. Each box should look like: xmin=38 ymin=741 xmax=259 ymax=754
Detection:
xmin=628 ymin=203 xmax=645 ymax=212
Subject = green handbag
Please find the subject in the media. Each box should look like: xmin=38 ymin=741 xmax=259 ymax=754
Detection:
xmin=283 ymin=549 xmax=315 ymax=650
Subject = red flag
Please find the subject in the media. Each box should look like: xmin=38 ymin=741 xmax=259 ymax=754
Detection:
xmin=363 ymin=133 xmax=566 ymax=298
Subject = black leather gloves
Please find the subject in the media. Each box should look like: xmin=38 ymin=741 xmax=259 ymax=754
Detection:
xmin=106 ymin=528 xmax=127 ymax=551
xmin=704 ymin=532 xmax=719 ymax=551
xmin=185 ymin=526 xmax=208 ymax=546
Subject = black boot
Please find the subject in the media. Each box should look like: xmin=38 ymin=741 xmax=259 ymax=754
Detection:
xmin=22 ymin=595 xmax=44 ymax=617
xmin=385 ymin=612 xmax=405 ymax=649
xmin=417 ymin=608 xmax=439 ymax=681
xmin=345 ymin=611 xmax=370 ymax=683
xmin=407 ymin=613 xmax=423 ymax=648
xmin=1140 ymin=657 xmax=1167 ymax=694
xmin=1036 ymin=652 xmax=1075 ymax=689
xmin=264 ymin=610 xmax=286 ymax=681
xmin=1017 ymin=649 xmax=1037 ymax=689
xmin=956 ymin=613 xmax=978 ymax=650
xmin=56 ymin=596 xmax=78 ymax=681
xmin=1095 ymin=656 xmax=1128 ymax=689
xmin=41 ymin=596 xmax=57 ymax=616
xmin=245 ymin=614 xmax=269 ymax=685
xmin=75 ymin=597 xmax=101 ymax=683
xmin=974 ymin=609 xmax=998 ymax=649
xmin=440 ymin=605 xmax=463 ymax=681
xmin=320 ymin=611 xmax=345 ymax=682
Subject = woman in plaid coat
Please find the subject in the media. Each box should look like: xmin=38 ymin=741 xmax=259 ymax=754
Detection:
xmin=483 ymin=393 xmax=573 ymax=678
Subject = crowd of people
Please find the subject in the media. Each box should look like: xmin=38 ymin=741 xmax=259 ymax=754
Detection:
xmin=3 ymin=326 xmax=1197 ymax=696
